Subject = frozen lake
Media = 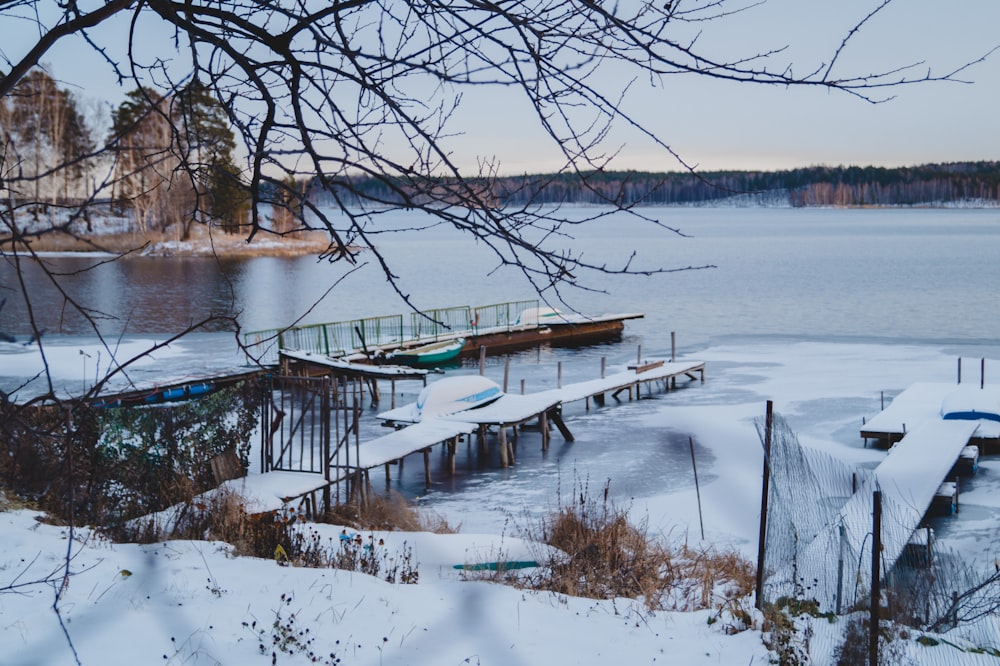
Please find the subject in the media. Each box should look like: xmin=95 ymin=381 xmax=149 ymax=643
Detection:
xmin=3 ymin=206 xmax=1000 ymax=569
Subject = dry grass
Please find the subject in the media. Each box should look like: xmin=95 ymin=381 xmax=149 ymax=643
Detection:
xmin=323 ymin=491 xmax=457 ymax=534
xmin=515 ymin=480 xmax=755 ymax=613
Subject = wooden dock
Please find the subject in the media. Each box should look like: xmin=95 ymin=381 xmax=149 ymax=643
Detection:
xmin=236 ymin=355 xmax=707 ymax=513
xmin=861 ymin=382 xmax=1000 ymax=453
xmin=279 ymin=348 xmax=431 ymax=408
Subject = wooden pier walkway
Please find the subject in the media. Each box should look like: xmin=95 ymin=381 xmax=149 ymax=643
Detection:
xmin=222 ymin=355 xmax=707 ymax=514
xmin=279 ymin=348 xmax=431 ymax=408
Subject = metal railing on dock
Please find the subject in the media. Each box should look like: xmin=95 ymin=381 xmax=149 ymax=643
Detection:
xmin=244 ymin=300 xmax=543 ymax=365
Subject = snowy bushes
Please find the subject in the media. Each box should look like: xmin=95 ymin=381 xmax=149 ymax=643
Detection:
xmin=0 ymin=381 xmax=259 ymax=528
xmin=515 ymin=480 xmax=755 ymax=613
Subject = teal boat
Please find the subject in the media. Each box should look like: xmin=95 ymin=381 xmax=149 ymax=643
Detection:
xmin=388 ymin=337 xmax=465 ymax=367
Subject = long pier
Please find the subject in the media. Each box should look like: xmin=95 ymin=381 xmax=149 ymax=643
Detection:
xmin=237 ymin=355 xmax=706 ymax=514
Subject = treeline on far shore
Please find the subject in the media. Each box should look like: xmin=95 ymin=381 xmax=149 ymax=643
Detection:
xmin=309 ymin=161 xmax=1000 ymax=208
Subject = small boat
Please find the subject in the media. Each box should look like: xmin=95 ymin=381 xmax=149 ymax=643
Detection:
xmin=415 ymin=375 xmax=502 ymax=420
xmin=388 ymin=337 xmax=465 ymax=367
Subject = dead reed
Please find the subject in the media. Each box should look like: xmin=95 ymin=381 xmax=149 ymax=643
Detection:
xmin=516 ymin=480 xmax=755 ymax=612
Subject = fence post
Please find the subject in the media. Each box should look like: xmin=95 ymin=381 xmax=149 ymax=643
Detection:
xmin=870 ymin=490 xmax=883 ymax=666
xmin=754 ymin=399 xmax=773 ymax=610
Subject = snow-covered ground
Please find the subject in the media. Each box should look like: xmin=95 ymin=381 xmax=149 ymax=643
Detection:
xmin=3 ymin=338 xmax=1000 ymax=664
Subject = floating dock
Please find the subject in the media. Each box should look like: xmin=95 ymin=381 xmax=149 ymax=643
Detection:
xmin=244 ymin=299 xmax=644 ymax=366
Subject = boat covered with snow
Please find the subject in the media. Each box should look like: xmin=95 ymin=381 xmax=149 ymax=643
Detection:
xmin=378 ymin=375 xmax=503 ymax=424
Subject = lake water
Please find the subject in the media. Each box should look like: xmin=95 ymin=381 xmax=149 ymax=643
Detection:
xmin=4 ymin=206 xmax=1000 ymax=353
xmin=3 ymin=206 xmax=1000 ymax=553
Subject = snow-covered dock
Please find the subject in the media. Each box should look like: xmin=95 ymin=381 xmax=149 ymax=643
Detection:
xmin=378 ymin=358 xmax=705 ymax=467
xmin=861 ymin=382 xmax=1000 ymax=451
xmin=279 ymin=348 xmax=431 ymax=408
xmin=239 ymin=356 xmax=707 ymax=512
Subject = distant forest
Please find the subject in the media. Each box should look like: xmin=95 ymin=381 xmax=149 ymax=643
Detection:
xmin=309 ymin=161 xmax=1000 ymax=208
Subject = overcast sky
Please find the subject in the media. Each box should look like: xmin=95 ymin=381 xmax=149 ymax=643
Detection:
xmin=6 ymin=0 xmax=1000 ymax=174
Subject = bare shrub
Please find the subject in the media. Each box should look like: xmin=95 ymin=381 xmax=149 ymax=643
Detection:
xmin=518 ymin=479 xmax=754 ymax=613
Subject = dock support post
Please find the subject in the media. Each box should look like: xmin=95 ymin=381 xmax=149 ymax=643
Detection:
xmin=982 ymin=357 xmax=986 ymax=389
xmin=384 ymin=462 xmax=391 ymax=485
xmin=549 ymin=407 xmax=574 ymax=442
xmin=478 ymin=424 xmax=488 ymax=455
xmin=479 ymin=346 xmax=487 ymax=375
xmin=958 ymin=357 xmax=962 ymax=384
xmin=601 ymin=357 xmax=606 ymax=379
xmin=637 ymin=344 xmax=642 ymax=364
xmin=539 ymin=411 xmax=549 ymax=451
xmin=448 ymin=438 xmax=457 ymax=475
xmin=558 ymin=362 xmax=563 ymax=389
xmin=520 ymin=378 xmax=526 ymax=395
xmin=671 ymin=331 xmax=676 ymax=362
xmin=499 ymin=425 xmax=509 ymax=467
xmin=423 ymin=449 xmax=431 ymax=486
xmin=503 ymin=357 xmax=510 ymax=393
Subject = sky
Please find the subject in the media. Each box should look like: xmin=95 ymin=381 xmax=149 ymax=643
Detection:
xmin=4 ymin=0 xmax=1000 ymax=174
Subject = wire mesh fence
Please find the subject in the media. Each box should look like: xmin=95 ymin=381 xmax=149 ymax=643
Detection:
xmin=759 ymin=412 xmax=1000 ymax=665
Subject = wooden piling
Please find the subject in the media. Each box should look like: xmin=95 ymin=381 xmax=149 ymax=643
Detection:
xmin=499 ymin=425 xmax=509 ymax=467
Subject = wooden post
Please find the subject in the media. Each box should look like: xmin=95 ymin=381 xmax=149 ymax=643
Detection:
xmin=520 ymin=378 xmax=526 ymax=395
xmin=423 ymin=448 xmax=431 ymax=486
xmin=479 ymin=345 xmax=487 ymax=375
xmin=870 ymin=490 xmax=883 ymax=666
xmin=754 ymin=400 xmax=773 ymax=611
xmin=958 ymin=357 xmax=962 ymax=384
xmin=689 ymin=436 xmax=704 ymax=541
xmin=981 ymin=357 xmax=986 ymax=389
xmin=671 ymin=331 xmax=676 ymax=362
xmin=503 ymin=357 xmax=510 ymax=393
xmin=557 ymin=361 xmax=563 ymax=389
xmin=637 ymin=344 xmax=642 ymax=364
xmin=549 ymin=408 xmax=574 ymax=442
xmin=601 ymin=356 xmax=606 ymax=379
xmin=835 ymin=523 xmax=846 ymax=614
xmin=384 ymin=462 xmax=391 ymax=485
xmin=448 ymin=438 xmax=457 ymax=475
xmin=391 ymin=379 xmax=396 ymax=409
xmin=498 ymin=425 xmax=509 ymax=467
xmin=539 ymin=411 xmax=549 ymax=451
